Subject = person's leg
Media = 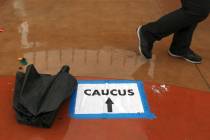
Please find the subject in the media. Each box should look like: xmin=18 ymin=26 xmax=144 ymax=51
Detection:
xmin=170 ymin=23 xmax=198 ymax=54
xmin=137 ymin=0 xmax=209 ymax=59
xmin=169 ymin=0 xmax=209 ymax=54
xmin=142 ymin=9 xmax=205 ymax=42
xmin=168 ymin=23 xmax=204 ymax=63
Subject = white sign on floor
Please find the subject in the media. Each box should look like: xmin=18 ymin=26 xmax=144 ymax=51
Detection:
xmin=69 ymin=80 xmax=155 ymax=119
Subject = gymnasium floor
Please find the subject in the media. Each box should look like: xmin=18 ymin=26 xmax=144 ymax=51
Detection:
xmin=1 ymin=1 xmax=210 ymax=139
xmin=0 ymin=0 xmax=210 ymax=91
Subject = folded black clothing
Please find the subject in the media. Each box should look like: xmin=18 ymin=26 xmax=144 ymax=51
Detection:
xmin=13 ymin=64 xmax=78 ymax=128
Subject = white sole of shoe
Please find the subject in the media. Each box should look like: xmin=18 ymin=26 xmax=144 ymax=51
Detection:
xmin=168 ymin=50 xmax=201 ymax=64
xmin=137 ymin=25 xmax=142 ymax=55
xmin=184 ymin=58 xmax=201 ymax=64
xmin=168 ymin=50 xmax=182 ymax=58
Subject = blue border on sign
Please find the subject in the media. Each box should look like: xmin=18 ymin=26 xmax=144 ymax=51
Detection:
xmin=69 ymin=80 xmax=156 ymax=119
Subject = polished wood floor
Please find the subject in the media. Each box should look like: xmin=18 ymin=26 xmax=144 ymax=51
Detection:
xmin=0 ymin=0 xmax=209 ymax=91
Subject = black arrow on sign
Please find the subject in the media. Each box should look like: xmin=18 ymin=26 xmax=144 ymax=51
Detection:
xmin=105 ymin=98 xmax=114 ymax=112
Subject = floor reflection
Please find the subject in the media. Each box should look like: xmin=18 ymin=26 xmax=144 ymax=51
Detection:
xmin=23 ymin=47 xmax=156 ymax=79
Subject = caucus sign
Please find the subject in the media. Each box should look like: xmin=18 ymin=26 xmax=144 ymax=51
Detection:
xmin=69 ymin=80 xmax=155 ymax=119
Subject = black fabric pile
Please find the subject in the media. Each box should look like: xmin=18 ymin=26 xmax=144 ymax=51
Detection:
xmin=13 ymin=64 xmax=78 ymax=128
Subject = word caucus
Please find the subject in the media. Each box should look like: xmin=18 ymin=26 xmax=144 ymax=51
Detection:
xmin=83 ymin=89 xmax=135 ymax=96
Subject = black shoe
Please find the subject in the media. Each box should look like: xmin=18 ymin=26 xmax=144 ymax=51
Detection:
xmin=137 ymin=26 xmax=153 ymax=59
xmin=168 ymin=48 xmax=202 ymax=64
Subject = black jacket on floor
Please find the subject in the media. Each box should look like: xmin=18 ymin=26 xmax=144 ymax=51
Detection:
xmin=13 ymin=64 xmax=77 ymax=128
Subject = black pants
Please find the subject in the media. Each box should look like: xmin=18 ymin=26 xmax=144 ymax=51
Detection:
xmin=142 ymin=0 xmax=209 ymax=53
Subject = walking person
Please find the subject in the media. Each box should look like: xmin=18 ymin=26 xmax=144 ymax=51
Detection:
xmin=137 ymin=0 xmax=209 ymax=63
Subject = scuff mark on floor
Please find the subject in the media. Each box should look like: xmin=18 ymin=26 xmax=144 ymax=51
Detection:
xmin=13 ymin=0 xmax=27 ymax=17
xmin=18 ymin=21 xmax=34 ymax=48
xmin=14 ymin=0 xmax=42 ymax=49
xmin=148 ymin=55 xmax=156 ymax=79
